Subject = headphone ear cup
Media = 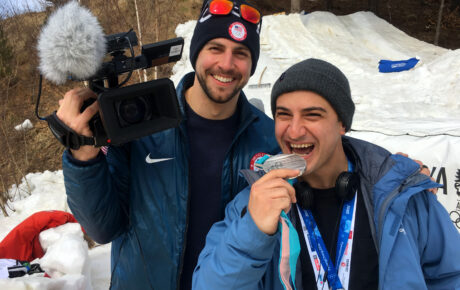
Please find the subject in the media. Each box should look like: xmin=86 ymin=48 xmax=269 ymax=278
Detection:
xmin=335 ymin=172 xmax=359 ymax=201
xmin=294 ymin=182 xmax=314 ymax=210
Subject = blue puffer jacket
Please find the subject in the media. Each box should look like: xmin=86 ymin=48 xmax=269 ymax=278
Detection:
xmin=62 ymin=72 xmax=280 ymax=290
xmin=193 ymin=136 xmax=460 ymax=290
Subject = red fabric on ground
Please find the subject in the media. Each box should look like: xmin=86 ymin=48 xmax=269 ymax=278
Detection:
xmin=0 ymin=211 xmax=78 ymax=261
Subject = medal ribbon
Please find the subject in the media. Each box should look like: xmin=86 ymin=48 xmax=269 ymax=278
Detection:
xmin=278 ymin=210 xmax=301 ymax=290
xmin=296 ymin=160 xmax=357 ymax=290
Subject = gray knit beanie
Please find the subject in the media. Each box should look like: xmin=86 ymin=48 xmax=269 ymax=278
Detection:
xmin=271 ymin=58 xmax=355 ymax=132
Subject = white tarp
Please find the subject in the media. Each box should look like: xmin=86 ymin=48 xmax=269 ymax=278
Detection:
xmin=349 ymin=132 xmax=460 ymax=231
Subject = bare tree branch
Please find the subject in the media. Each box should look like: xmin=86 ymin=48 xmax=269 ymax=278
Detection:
xmin=434 ymin=0 xmax=445 ymax=45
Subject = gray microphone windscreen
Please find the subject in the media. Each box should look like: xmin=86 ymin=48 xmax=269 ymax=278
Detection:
xmin=37 ymin=1 xmax=106 ymax=84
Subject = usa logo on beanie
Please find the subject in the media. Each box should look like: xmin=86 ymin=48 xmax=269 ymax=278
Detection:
xmin=228 ymin=22 xmax=247 ymax=41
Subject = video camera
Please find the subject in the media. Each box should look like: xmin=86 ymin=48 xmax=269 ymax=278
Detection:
xmin=37 ymin=30 xmax=184 ymax=149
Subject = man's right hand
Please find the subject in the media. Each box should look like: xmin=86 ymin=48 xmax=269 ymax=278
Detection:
xmin=56 ymin=88 xmax=100 ymax=161
xmin=247 ymin=169 xmax=299 ymax=235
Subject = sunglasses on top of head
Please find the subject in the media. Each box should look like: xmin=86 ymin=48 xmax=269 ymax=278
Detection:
xmin=201 ymin=0 xmax=261 ymax=24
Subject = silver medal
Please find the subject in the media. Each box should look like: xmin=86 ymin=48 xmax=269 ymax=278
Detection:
xmin=261 ymin=154 xmax=306 ymax=178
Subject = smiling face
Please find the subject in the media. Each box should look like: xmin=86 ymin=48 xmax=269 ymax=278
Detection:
xmin=194 ymin=37 xmax=252 ymax=105
xmin=274 ymin=90 xmax=348 ymax=188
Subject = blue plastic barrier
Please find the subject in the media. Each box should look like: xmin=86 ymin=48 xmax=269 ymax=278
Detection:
xmin=379 ymin=57 xmax=419 ymax=73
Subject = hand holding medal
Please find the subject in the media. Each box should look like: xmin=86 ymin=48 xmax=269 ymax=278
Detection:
xmin=248 ymin=154 xmax=306 ymax=235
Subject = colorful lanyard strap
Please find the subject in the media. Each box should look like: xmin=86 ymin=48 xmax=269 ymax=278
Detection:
xmin=296 ymin=161 xmax=357 ymax=290
xmin=279 ymin=210 xmax=301 ymax=290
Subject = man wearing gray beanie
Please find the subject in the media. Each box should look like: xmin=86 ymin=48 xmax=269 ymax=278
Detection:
xmin=193 ymin=58 xmax=460 ymax=289
xmin=271 ymin=58 xmax=355 ymax=131
xmin=54 ymin=1 xmax=279 ymax=289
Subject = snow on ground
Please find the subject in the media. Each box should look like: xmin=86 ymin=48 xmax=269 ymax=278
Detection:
xmin=0 ymin=171 xmax=111 ymax=290
xmin=1 ymin=11 xmax=459 ymax=289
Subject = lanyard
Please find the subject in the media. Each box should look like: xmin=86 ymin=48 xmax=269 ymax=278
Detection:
xmin=278 ymin=210 xmax=301 ymax=290
xmin=296 ymin=162 xmax=357 ymax=290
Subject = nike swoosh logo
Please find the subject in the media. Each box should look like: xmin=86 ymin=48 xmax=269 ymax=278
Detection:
xmin=145 ymin=154 xmax=173 ymax=164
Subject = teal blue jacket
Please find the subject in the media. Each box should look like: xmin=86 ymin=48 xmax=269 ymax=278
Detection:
xmin=62 ymin=72 xmax=280 ymax=289
xmin=193 ymin=136 xmax=460 ymax=289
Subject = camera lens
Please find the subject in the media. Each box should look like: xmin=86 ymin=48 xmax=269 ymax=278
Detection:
xmin=118 ymin=97 xmax=150 ymax=125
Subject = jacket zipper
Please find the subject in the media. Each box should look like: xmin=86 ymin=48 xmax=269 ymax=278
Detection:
xmin=226 ymin=149 xmax=235 ymax=214
xmin=222 ymin=113 xmax=257 ymax=209
xmin=176 ymin=169 xmax=191 ymax=290
xmin=376 ymin=167 xmax=421 ymax=249
xmin=176 ymin=125 xmax=191 ymax=290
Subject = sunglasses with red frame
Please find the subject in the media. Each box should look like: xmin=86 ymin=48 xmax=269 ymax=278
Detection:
xmin=201 ymin=0 xmax=261 ymax=24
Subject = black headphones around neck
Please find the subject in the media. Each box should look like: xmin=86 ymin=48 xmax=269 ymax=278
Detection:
xmin=294 ymin=171 xmax=359 ymax=210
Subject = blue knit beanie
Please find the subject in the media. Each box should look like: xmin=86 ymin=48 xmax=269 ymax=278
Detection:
xmin=189 ymin=0 xmax=261 ymax=76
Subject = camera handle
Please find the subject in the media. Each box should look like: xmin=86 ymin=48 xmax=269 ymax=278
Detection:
xmin=80 ymin=98 xmax=111 ymax=146
xmin=45 ymin=111 xmax=97 ymax=150
xmin=42 ymin=98 xmax=111 ymax=149
xmin=35 ymin=75 xmax=99 ymax=150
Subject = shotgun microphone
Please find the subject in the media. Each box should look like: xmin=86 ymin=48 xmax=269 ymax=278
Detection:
xmin=37 ymin=1 xmax=106 ymax=84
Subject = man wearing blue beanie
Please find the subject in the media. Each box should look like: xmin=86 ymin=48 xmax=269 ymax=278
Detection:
xmin=193 ymin=58 xmax=460 ymax=289
xmin=56 ymin=1 xmax=279 ymax=289
xmin=190 ymin=0 xmax=261 ymax=76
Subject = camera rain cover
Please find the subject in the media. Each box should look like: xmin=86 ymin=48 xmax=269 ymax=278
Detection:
xmin=97 ymin=78 xmax=181 ymax=145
